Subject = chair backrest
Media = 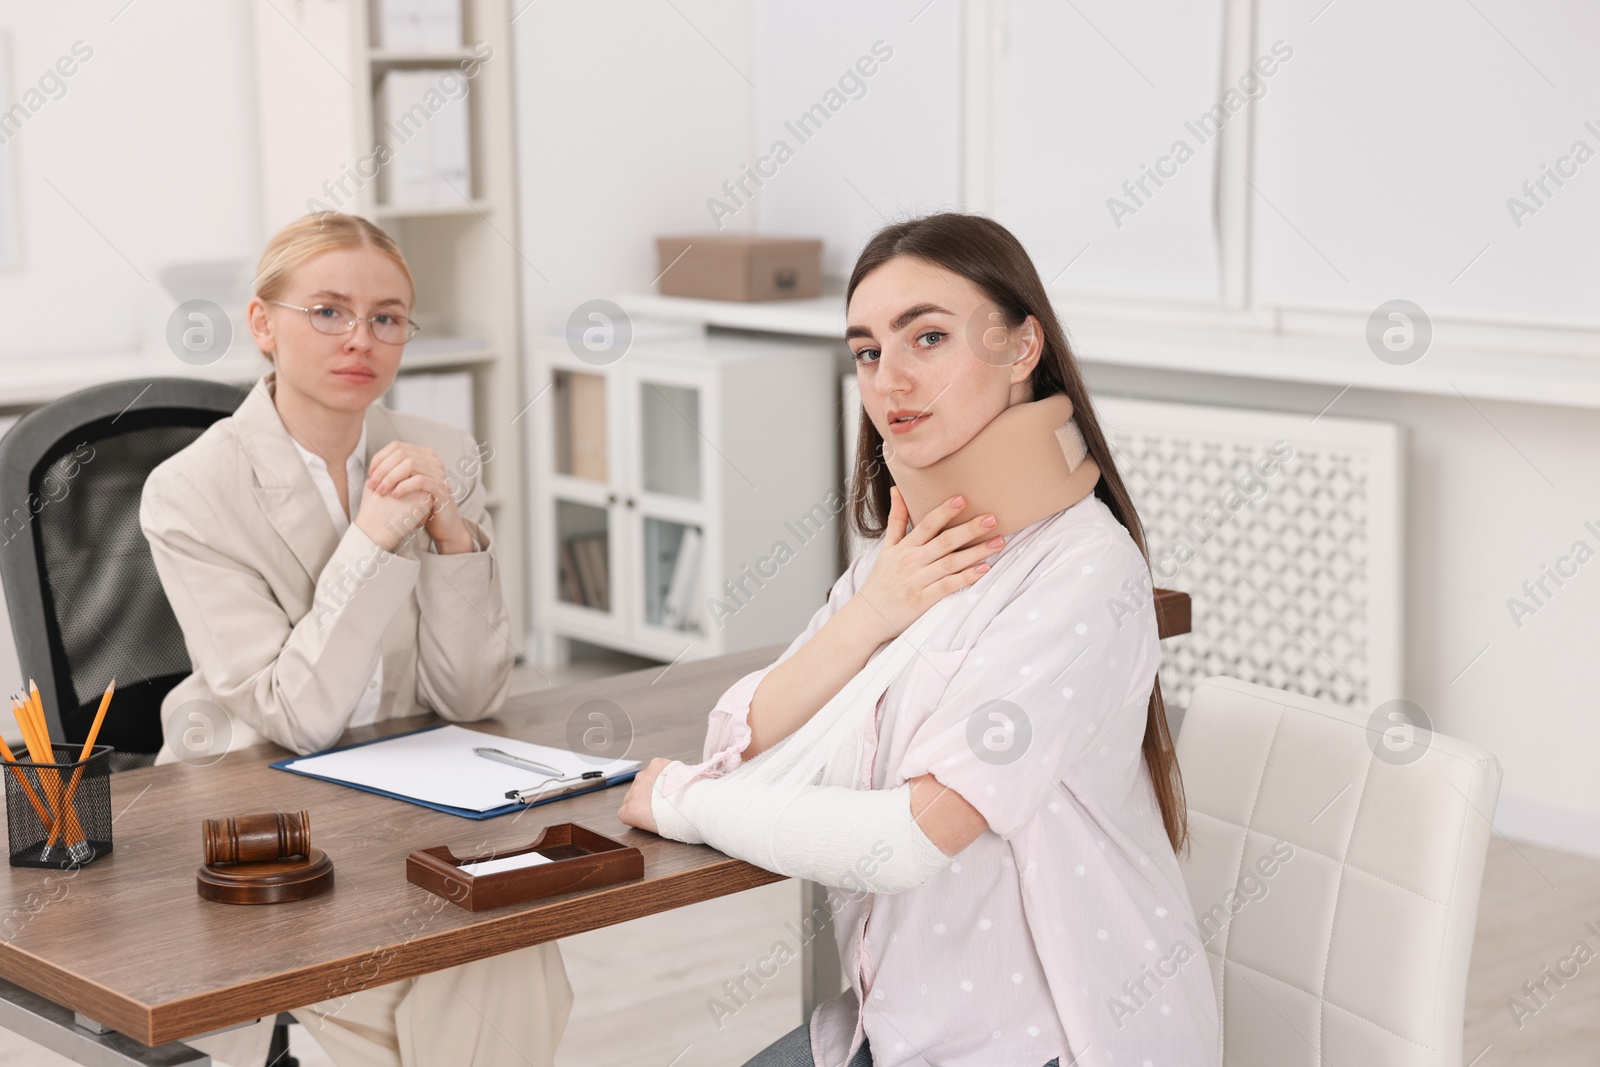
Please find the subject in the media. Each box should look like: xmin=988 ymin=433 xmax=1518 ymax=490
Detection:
xmin=1176 ymin=676 xmax=1501 ymax=1066
xmin=0 ymin=378 xmax=249 ymax=769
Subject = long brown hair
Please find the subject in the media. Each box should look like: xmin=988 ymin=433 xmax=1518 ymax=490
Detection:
xmin=845 ymin=212 xmax=1190 ymax=857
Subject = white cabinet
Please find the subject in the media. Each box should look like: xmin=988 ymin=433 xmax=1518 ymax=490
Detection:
xmin=530 ymin=332 xmax=842 ymax=663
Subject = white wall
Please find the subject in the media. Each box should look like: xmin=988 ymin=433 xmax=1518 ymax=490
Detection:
xmin=751 ymin=0 xmax=962 ymax=281
xmin=511 ymin=0 xmax=756 ymax=340
xmin=1002 ymin=0 xmax=1225 ymax=301
xmin=1253 ymin=0 xmax=1600 ymax=328
xmin=0 ymin=2 xmax=262 ymax=360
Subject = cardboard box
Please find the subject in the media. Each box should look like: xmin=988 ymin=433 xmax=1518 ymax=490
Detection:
xmin=655 ymin=235 xmax=823 ymax=302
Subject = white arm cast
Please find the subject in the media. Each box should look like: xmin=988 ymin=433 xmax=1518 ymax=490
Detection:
xmin=650 ymin=763 xmax=952 ymax=895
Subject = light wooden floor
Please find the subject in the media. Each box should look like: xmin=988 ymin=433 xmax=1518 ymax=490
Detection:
xmin=1462 ymin=836 xmax=1600 ymax=1065
xmin=3 ymin=648 xmax=1597 ymax=1065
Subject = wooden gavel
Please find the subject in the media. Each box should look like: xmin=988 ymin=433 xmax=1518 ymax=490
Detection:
xmin=203 ymin=811 xmax=311 ymax=867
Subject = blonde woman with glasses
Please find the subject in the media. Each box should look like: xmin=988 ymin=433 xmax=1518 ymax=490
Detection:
xmin=139 ymin=212 xmax=571 ymax=1067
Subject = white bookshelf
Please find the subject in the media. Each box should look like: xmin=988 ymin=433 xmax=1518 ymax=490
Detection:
xmin=529 ymin=332 xmax=842 ymax=665
xmin=251 ymin=0 xmax=530 ymax=637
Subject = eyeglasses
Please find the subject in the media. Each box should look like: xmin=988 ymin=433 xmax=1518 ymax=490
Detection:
xmin=270 ymin=300 xmax=420 ymax=345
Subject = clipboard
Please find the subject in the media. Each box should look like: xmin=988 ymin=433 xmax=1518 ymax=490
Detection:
xmin=270 ymin=725 xmax=640 ymax=820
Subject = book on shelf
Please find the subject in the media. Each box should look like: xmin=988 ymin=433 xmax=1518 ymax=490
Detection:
xmin=593 ymin=534 xmax=611 ymax=610
xmin=375 ymin=68 xmax=472 ymax=207
xmin=559 ymin=532 xmax=609 ymax=612
xmin=555 ymin=372 xmax=608 ymax=481
xmin=369 ymin=0 xmax=462 ymax=51
xmin=579 ymin=533 xmax=609 ymax=610
xmin=661 ymin=526 xmax=702 ymax=631
xmin=558 ymin=539 xmax=585 ymax=606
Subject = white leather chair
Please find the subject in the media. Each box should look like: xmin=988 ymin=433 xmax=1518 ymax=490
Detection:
xmin=1175 ymin=676 xmax=1502 ymax=1066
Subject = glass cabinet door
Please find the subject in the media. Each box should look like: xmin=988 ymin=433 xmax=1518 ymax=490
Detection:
xmin=548 ymin=365 xmax=617 ymax=620
xmin=553 ymin=498 xmax=612 ymax=615
xmin=638 ymin=380 xmax=701 ymax=501
xmin=630 ymin=370 xmax=709 ymax=641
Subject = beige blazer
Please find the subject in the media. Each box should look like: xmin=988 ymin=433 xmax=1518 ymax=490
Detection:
xmin=139 ymin=372 xmax=514 ymax=759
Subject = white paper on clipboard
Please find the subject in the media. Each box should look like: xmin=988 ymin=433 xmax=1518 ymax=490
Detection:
xmin=279 ymin=725 xmax=639 ymax=813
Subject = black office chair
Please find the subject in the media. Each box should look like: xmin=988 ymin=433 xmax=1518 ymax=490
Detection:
xmin=0 ymin=377 xmax=250 ymax=766
xmin=0 ymin=376 xmax=301 ymax=1065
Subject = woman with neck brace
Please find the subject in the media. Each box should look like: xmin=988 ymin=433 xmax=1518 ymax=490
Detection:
xmin=618 ymin=213 xmax=1218 ymax=1067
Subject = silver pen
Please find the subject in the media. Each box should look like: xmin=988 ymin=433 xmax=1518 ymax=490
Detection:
xmin=505 ymin=770 xmax=607 ymax=804
xmin=473 ymin=746 xmax=564 ymax=778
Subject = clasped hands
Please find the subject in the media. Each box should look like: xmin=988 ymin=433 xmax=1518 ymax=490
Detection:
xmin=354 ymin=440 xmax=475 ymax=555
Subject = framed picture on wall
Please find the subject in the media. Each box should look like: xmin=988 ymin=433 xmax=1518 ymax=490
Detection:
xmin=0 ymin=31 xmax=19 ymax=269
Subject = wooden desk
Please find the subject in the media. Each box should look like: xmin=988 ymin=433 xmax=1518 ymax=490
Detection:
xmin=0 ymin=588 xmax=1192 ymax=1056
xmin=0 ymin=644 xmax=786 ymax=1050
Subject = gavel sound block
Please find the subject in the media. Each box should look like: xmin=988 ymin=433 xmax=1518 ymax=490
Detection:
xmin=196 ymin=810 xmax=335 ymax=905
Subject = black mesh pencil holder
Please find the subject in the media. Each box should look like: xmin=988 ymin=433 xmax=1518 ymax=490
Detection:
xmin=5 ymin=744 xmax=114 ymax=869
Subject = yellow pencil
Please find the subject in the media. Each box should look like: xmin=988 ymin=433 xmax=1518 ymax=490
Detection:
xmin=0 ymin=733 xmax=55 ymax=831
xmin=12 ymin=697 xmax=46 ymax=764
xmin=46 ymin=679 xmax=114 ymax=850
xmin=12 ymin=696 xmax=70 ymax=843
xmin=27 ymin=680 xmax=48 ymax=755
xmin=79 ymin=680 xmax=114 ymax=762
xmin=14 ymin=692 xmax=81 ymax=852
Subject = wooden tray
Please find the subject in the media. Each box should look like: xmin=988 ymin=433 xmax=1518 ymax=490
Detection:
xmin=406 ymin=822 xmax=643 ymax=912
